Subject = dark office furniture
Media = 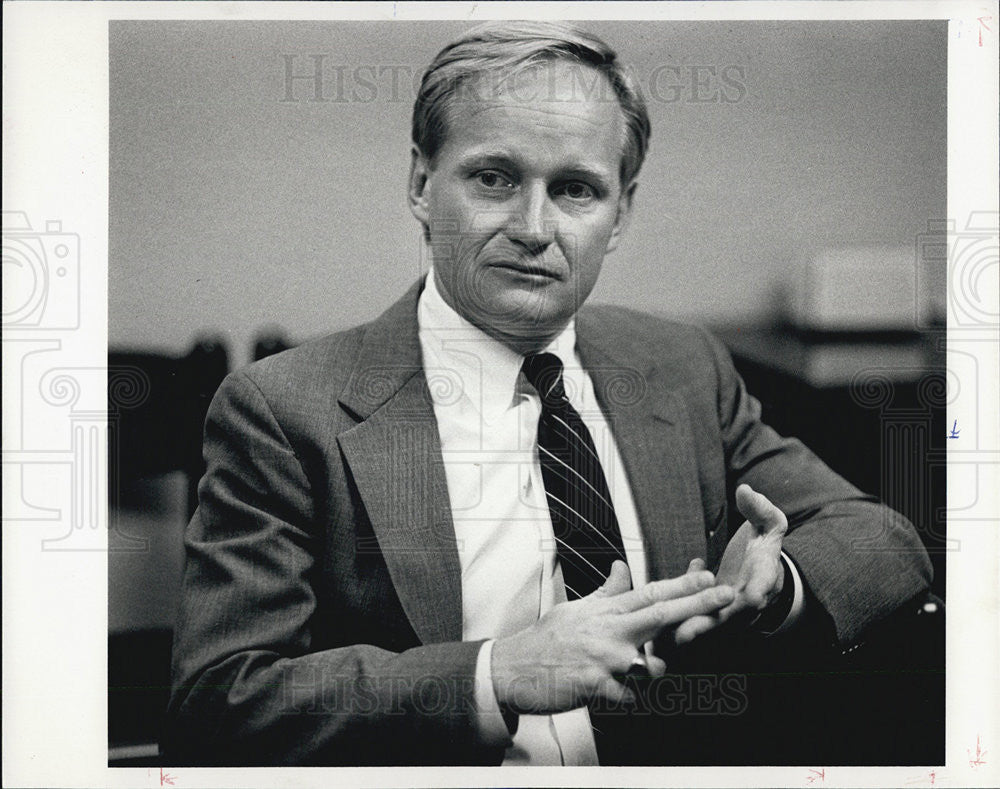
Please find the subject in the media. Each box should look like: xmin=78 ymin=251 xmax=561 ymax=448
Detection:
xmin=109 ymin=336 xmax=230 ymax=517
xmin=252 ymin=327 xmax=293 ymax=362
xmin=108 ymin=337 xmax=230 ymax=767
xmin=714 ymin=325 xmax=947 ymax=598
xmin=700 ymin=324 xmax=946 ymax=765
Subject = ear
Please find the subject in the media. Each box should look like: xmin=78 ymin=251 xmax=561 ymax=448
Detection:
xmin=408 ymin=146 xmax=432 ymax=229
xmin=606 ymin=180 xmax=637 ymax=254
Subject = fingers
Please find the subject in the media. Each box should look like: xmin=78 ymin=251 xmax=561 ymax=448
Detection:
xmin=591 ymin=559 xmax=633 ymax=598
xmin=593 ymin=557 xmax=709 ymax=612
xmin=735 ymin=484 xmax=788 ymax=537
xmin=613 ymin=569 xmax=716 ymax=613
xmin=674 ymin=613 xmax=725 ymax=646
xmin=675 ymin=560 xmax=778 ymax=642
xmin=621 ymin=584 xmax=736 ymax=644
xmin=644 ymin=653 xmax=667 ymax=677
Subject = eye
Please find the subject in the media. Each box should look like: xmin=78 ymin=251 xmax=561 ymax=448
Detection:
xmin=555 ymin=181 xmax=597 ymax=202
xmin=474 ymin=170 xmax=515 ymax=191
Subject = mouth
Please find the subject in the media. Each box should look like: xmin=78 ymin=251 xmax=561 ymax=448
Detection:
xmin=488 ymin=260 xmax=563 ymax=280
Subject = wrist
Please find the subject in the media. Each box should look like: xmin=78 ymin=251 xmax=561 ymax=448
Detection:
xmin=752 ymin=556 xmax=795 ymax=634
xmin=474 ymin=640 xmax=518 ymax=743
xmin=490 ymin=636 xmax=522 ymax=728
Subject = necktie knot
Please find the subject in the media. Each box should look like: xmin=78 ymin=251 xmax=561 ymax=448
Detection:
xmin=521 ymin=352 xmax=568 ymax=408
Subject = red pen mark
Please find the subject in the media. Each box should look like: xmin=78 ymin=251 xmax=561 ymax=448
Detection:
xmin=160 ymin=767 xmax=177 ymax=786
xmin=968 ymin=734 xmax=987 ymax=767
xmin=806 ymin=767 xmax=825 ymax=784
xmin=978 ymin=16 xmax=993 ymax=47
xmin=905 ymin=770 xmax=944 ymax=787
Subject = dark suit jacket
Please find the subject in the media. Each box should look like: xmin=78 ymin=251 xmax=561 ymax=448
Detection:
xmin=164 ymin=278 xmax=932 ymax=765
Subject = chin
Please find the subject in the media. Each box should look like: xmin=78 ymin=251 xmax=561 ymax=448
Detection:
xmin=484 ymin=299 xmax=574 ymax=347
xmin=448 ymin=279 xmax=575 ymax=343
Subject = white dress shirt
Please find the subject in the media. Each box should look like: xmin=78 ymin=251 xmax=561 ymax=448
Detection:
xmin=416 ymin=268 xmax=802 ymax=765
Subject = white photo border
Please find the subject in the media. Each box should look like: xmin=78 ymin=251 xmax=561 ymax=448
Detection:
xmin=3 ymin=2 xmax=997 ymax=787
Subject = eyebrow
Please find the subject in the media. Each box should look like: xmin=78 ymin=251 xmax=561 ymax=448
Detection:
xmin=456 ymin=152 xmax=521 ymax=172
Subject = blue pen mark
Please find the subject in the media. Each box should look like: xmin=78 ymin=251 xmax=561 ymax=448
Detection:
xmin=948 ymin=420 xmax=960 ymax=439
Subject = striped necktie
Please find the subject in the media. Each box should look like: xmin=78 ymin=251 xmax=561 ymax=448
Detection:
xmin=522 ymin=352 xmax=628 ymax=599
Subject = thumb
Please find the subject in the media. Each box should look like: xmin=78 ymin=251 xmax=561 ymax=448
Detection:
xmin=735 ymin=484 xmax=788 ymax=537
xmin=592 ymin=559 xmax=633 ymax=598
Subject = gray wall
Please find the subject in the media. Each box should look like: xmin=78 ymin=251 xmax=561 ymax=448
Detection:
xmin=110 ymin=20 xmax=946 ymax=367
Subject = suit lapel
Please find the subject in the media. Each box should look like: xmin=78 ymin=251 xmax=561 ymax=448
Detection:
xmin=333 ymin=283 xmax=707 ymax=644
xmin=577 ymin=314 xmax=707 ymax=582
xmin=336 ymin=280 xmax=464 ymax=645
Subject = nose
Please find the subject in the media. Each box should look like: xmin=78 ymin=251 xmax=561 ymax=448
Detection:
xmin=504 ymin=182 xmax=556 ymax=252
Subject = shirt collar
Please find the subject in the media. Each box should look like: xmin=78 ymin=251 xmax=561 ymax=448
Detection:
xmin=417 ymin=267 xmax=578 ymax=423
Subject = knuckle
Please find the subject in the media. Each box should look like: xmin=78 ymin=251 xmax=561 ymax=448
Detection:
xmin=683 ymin=572 xmax=704 ymax=594
xmin=648 ymin=601 xmax=670 ymax=624
xmin=647 ymin=656 xmax=667 ymax=677
xmin=584 ymin=666 xmax=606 ymax=689
xmin=640 ymin=584 xmax=658 ymax=605
xmin=598 ymin=678 xmax=621 ymax=703
xmin=706 ymin=588 xmax=729 ymax=607
xmin=613 ymin=648 xmax=636 ymax=671
xmin=657 ymin=599 xmax=677 ymax=617
xmin=696 ymin=586 xmax=717 ymax=602
xmin=609 ymin=600 xmax=630 ymax=617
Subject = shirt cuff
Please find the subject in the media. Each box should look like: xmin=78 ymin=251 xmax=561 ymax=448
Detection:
xmin=473 ymin=639 xmax=516 ymax=747
xmin=765 ymin=551 xmax=806 ymax=635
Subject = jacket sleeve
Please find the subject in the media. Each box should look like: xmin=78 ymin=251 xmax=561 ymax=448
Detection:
xmin=163 ymin=370 xmax=502 ymax=766
xmin=699 ymin=328 xmax=933 ymax=648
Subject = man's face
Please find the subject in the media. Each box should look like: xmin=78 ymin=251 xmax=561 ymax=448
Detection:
xmin=409 ymin=61 xmax=635 ymax=350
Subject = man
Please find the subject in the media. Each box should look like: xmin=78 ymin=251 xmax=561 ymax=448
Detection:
xmin=164 ymin=21 xmax=932 ymax=766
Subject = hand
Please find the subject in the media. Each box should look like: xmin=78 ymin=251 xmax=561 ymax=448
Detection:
xmin=674 ymin=484 xmax=789 ymax=642
xmin=491 ymin=560 xmax=735 ymax=715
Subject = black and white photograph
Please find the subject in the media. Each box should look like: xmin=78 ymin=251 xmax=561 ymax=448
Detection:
xmin=3 ymin=2 xmax=998 ymax=787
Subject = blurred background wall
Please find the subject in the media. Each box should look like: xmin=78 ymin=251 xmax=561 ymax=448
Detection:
xmin=110 ymin=20 xmax=946 ymax=368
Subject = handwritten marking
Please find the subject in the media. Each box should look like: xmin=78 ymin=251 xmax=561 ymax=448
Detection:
xmin=806 ymin=767 xmax=825 ymax=784
xmin=948 ymin=419 xmax=960 ymax=439
xmin=977 ymin=16 xmax=993 ymax=47
xmin=160 ymin=767 xmax=177 ymax=786
xmin=906 ymin=771 xmax=941 ymax=786
xmin=968 ymin=734 xmax=987 ymax=768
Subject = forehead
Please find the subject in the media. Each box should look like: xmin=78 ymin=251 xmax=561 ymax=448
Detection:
xmin=437 ymin=61 xmax=626 ymax=171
